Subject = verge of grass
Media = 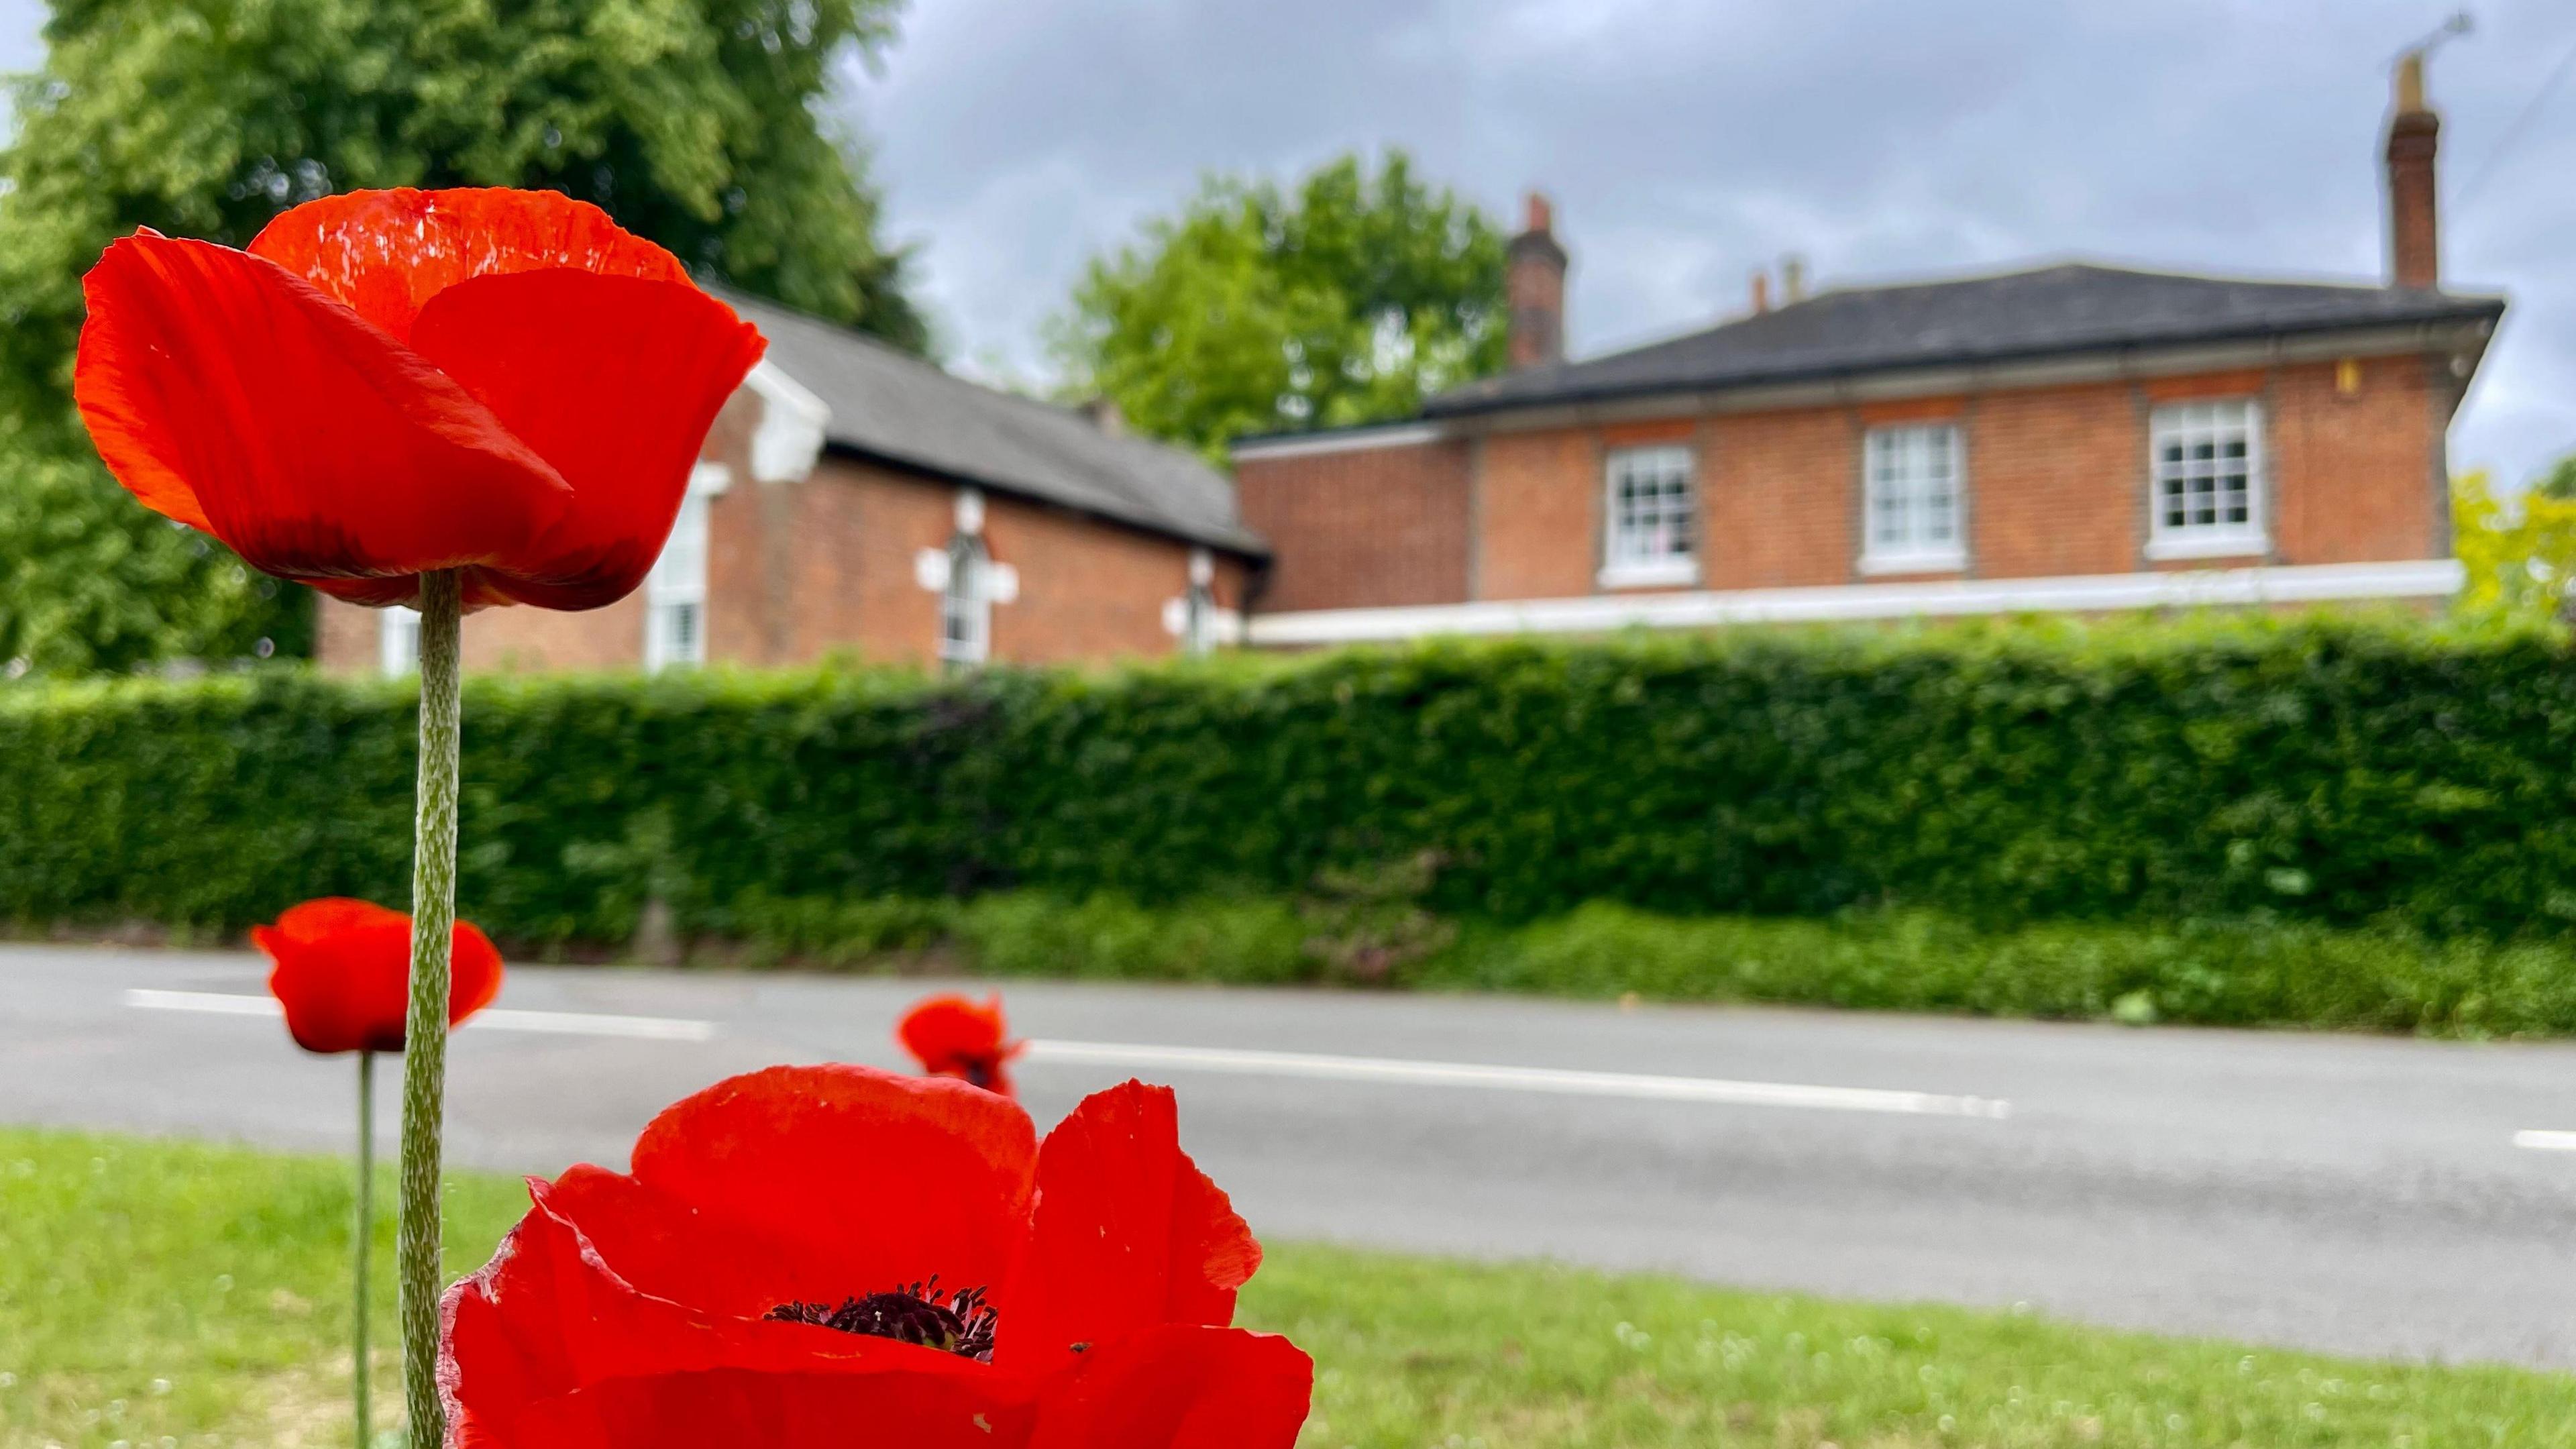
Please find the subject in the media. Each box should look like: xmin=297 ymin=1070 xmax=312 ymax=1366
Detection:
xmin=714 ymin=888 xmax=2576 ymax=1038
xmin=3 ymin=1126 xmax=2572 ymax=1448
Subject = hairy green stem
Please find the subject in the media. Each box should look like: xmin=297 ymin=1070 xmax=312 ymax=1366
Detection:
xmin=398 ymin=569 xmax=462 ymax=1447
xmin=354 ymin=1048 xmax=374 ymax=1447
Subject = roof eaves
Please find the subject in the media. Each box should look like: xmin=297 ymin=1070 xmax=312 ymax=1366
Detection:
xmin=815 ymin=435 xmax=1271 ymax=559
xmin=1421 ymin=299 xmax=2505 ymax=421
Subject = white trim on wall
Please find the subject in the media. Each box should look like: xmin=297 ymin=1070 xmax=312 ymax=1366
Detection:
xmin=745 ymin=361 xmax=830 ymax=483
xmin=378 ymin=606 xmax=421 ymax=678
xmin=1244 ymin=559 xmax=2464 ymax=646
xmin=1230 ymin=423 xmax=1446 ymax=460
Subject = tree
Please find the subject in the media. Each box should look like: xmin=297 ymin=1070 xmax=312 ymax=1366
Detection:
xmin=2452 ymin=467 xmax=2576 ymax=621
xmin=0 ymin=0 xmax=928 ymax=675
xmin=1051 ymin=151 xmax=1507 ymax=461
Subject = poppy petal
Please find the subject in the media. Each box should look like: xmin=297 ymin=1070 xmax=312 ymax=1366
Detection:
xmin=248 ymin=187 xmax=690 ymax=344
xmin=1028 ymin=1326 xmax=1311 ymax=1449
xmin=450 ymin=920 xmax=506 ymax=1023
xmin=254 ymin=897 xmax=504 ymax=1054
xmin=474 ymin=1369 xmax=1040 ymax=1449
xmin=534 ymin=1165 xmax=806 ymax=1320
xmin=444 ymin=1176 xmax=1018 ymax=1449
xmin=1000 ymin=1082 xmax=1260 ymax=1374
xmin=407 ymin=269 xmax=765 ymax=610
xmin=627 ymin=1065 xmax=1039 ymax=1309
xmin=75 ymin=232 xmax=572 ymax=583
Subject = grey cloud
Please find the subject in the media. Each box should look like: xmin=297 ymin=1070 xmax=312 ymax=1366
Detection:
xmin=851 ymin=0 xmax=2575 ymax=483
xmin=1 ymin=0 xmax=2563 ymax=480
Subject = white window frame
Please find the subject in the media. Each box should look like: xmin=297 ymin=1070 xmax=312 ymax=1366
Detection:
xmin=1860 ymin=423 xmax=1967 ymax=575
xmin=938 ymin=533 xmax=991 ymax=670
xmin=378 ymin=606 xmax=421 ymax=678
xmin=643 ymin=470 xmax=722 ymax=672
xmin=1600 ymin=445 xmax=1699 ymax=588
xmin=2146 ymin=399 xmax=2267 ymax=561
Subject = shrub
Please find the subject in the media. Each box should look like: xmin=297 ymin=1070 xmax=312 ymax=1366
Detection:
xmin=5 ymin=614 xmax=2575 ymax=947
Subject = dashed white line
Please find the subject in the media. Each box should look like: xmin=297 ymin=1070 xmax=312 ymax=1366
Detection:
xmin=121 ymin=989 xmax=2007 ymax=1116
xmin=123 ymin=989 xmax=716 ymax=1042
xmin=2512 ymin=1129 xmax=2576 ymax=1152
xmin=1023 ymin=1038 xmax=2012 ymax=1119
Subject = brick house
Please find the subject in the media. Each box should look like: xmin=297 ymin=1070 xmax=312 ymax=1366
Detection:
xmin=1233 ymin=61 xmax=2504 ymax=645
xmin=317 ymin=290 xmax=1265 ymax=675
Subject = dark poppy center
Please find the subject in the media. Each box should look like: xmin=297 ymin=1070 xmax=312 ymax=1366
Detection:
xmin=767 ymin=1277 xmax=998 ymax=1362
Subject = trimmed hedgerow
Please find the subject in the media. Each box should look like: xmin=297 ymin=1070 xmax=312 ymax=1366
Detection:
xmin=5 ymin=614 xmax=2576 ymax=949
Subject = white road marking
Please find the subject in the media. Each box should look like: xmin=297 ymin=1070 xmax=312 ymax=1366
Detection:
xmin=2512 ymin=1129 xmax=2576 ymax=1152
xmin=119 ymin=989 xmax=2004 ymax=1115
xmin=123 ymin=989 xmax=716 ymax=1042
xmin=1023 ymin=1038 xmax=2012 ymax=1119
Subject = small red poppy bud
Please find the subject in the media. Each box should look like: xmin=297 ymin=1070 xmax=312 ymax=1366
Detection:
xmin=898 ymin=993 xmax=1025 ymax=1099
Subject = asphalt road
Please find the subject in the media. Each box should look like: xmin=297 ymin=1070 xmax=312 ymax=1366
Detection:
xmin=7 ymin=942 xmax=2576 ymax=1369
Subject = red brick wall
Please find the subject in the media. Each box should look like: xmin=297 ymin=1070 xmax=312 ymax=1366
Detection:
xmin=1970 ymin=381 xmax=2143 ymax=578
xmin=2268 ymin=356 xmax=2444 ymax=564
xmin=1699 ymin=408 xmax=1854 ymax=588
xmin=1476 ymin=429 xmax=1599 ymax=599
xmin=1234 ymin=441 xmax=1470 ymax=611
xmin=313 ymin=448 xmax=1239 ymax=674
xmin=987 ymin=494 xmax=1244 ymax=663
xmin=1222 ymin=354 xmax=2457 ymax=616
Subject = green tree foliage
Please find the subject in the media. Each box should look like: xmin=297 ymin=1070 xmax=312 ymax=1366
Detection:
xmin=0 ymin=0 xmax=926 ymax=675
xmin=2452 ymin=467 xmax=2576 ymax=621
xmin=1051 ymin=151 xmax=1507 ymax=460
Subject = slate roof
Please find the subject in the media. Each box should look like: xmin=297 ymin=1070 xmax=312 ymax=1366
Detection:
xmin=717 ymin=290 xmax=1265 ymax=555
xmin=1426 ymin=262 xmax=2504 ymax=419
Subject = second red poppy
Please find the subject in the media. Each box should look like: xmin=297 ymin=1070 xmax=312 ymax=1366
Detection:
xmin=253 ymin=897 xmax=504 ymax=1055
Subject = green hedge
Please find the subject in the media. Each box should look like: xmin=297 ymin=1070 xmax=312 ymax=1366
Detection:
xmin=5 ymin=615 xmax=2576 ymax=946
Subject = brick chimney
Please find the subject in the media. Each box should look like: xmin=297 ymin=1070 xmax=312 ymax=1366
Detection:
xmin=2385 ymin=51 xmax=2440 ymax=289
xmin=1505 ymin=192 xmax=1568 ymax=370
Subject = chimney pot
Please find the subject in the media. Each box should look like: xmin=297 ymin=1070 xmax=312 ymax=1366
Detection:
xmin=1505 ymin=189 xmax=1569 ymax=370
xmin=1750 ymin=270 xmax=1771 ymax=315
xmin=1780 ymin=254 xmax=1807 ymax=303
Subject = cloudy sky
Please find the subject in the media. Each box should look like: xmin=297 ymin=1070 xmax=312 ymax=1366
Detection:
xmin=7 ymin=1 xmax=2572 ymax=483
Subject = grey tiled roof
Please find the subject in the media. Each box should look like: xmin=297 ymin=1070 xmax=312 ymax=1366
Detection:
xmin=1426 ymin=262 xmax=2504 ymax=418
xmin=716 ymin=290 xmax=1265 ymax=555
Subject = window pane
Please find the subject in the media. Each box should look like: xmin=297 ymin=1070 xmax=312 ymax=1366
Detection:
xmin=1607 ymin=448 xmax=1695 ymax=566
xmin=1864 ymin=425 xmax=1962 ymax=559
xmin=2152 ymin=402 xmax=2261 ymax=543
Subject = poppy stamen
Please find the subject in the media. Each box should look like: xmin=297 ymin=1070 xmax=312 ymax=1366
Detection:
xmin=767 ymin=1276 xmax=999 ymax=1362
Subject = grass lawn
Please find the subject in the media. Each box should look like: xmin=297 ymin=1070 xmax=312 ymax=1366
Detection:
xmin=3 ymin=1128 xmax=2571 ymax=1448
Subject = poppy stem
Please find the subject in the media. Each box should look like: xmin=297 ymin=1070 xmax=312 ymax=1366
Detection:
xmin=354 ymin=1047 xmax=374 ymax=1448
xmin=396 ymin=568 xmax=462 ymax=1448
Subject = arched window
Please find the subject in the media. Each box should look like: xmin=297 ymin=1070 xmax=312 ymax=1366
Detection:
xmin=939 ymin=531 xmax=991 ymax=671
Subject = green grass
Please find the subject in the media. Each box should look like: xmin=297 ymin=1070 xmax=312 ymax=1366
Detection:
xmin=5 ymin=1128 xmax=2573 ymax=1448
xmin=717 ymin=888 xmax=2576 ymax=1038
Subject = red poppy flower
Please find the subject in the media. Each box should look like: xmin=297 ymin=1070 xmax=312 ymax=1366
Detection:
xmin=899 ymin=993 xmax=1026 ymax=1097
xmin=253 ymin=898 xmax=504 ymax=1055
xmin=441 ymin=1065 xmax=1310 ymax=1448
xmin=74 ymin=187 xmax=765 ymax=612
